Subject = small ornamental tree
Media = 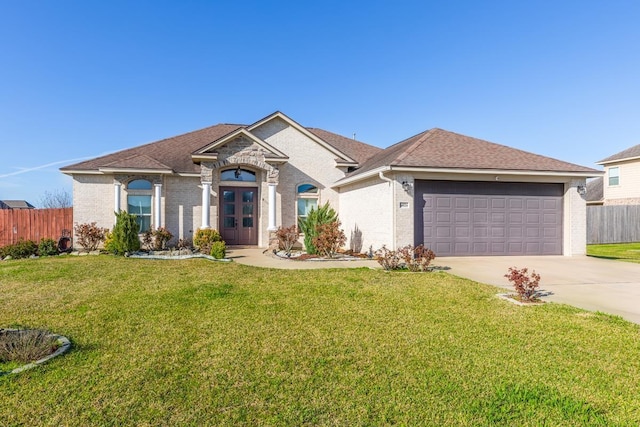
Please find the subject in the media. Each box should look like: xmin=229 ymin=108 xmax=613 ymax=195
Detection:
xmin=298 ymin=202 xmax=338 ymax=255
xmin=504 ymin=267 xmax=541 ymax=302
xmin=110 ymin=211 xmax=141 ymax=255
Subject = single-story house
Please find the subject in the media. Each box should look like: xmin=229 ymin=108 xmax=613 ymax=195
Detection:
xmin=0 ymin=200 xmax=35 ymax=209
xmin=61 ymin=111 xmax=601 ymax=256
xmin=590 ymin=143 xmax=640 ymax=205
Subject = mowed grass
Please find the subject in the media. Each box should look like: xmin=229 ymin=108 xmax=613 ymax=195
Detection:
xmin=1 ymin=257 xmax=640 ymax=426
xmin=588 ymin=242 xmax=640 ymax=263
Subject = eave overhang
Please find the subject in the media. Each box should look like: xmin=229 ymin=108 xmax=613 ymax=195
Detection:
xmin=332 ymin=166 xmax=604 ymax=188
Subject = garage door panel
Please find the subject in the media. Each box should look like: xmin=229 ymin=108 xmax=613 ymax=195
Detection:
xmin=543 ymin=213 xmax=558 ymax=224
xmin=436 ymin=227 xmax=451 ymax=238
xmin=435 ymin=242 xmax=452 ymax=254
xmin=455 ymin=212 xmax=470 ymax=222
xmin=474 ymin=227 xmax=488 ymax=237
xmin=508 ymin=227 xmax=523 ymax=238
xmin=455 ymin=198 xmax=470 ymax=209
xmin=455 ymin=227 xmax=470 ymax=238
xmin=436 ymin=197 xmax=451 ymax=208
xmin=526 ymin=199 xmax=540 ymax=209
xmin=491 ymin=227 xmax=505 ymax=238
xmin=543 ymin=199 xmax=559 ymax=209
xmin=509 ymin=213 xmax=523 ymax=223
xmin=473 ymin=199 xmax=489 ymax=209
xmin=436 ymin=212 xmax=451 ymax=223
xmin=473 ymin=212 xmax=488 ymax=223
xmin=417 ymin=180 xmax=563 ymax=256
xmin=526 ymin=227 xmax=540 ymax=238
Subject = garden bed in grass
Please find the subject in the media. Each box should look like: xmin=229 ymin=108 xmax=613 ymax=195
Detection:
xmin=0 ymin=329 xmax=71 ymax=375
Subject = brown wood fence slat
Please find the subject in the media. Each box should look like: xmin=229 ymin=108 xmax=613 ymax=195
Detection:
xmin=0 ymin=208 xmax=73 ymax=247
xmin=587 ymin=205 xmax=640 ymax=244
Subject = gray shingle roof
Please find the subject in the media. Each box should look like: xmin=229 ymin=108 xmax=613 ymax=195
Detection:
xmin=586 ymin=176 xmax=604 ymax=203
xmin=61 ymin=124 xmax=242 ymax=174
xmin=598 ymin=143 xmax=640 ymax=164
xmin=348 ymin=128 xmax=599 ymax=177
xmin=307 ymin=128 xmax=382 ymax=164
xmin=61 ymin=123 xmax=380 ymax=173
xmin=0 ymin=200 xmax=35 ymax=209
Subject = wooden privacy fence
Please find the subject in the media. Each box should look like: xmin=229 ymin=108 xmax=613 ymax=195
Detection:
xmin=587 ymin=205 xmax=640 ymax=244
xmin=0 ymin=208 xmax=73 ymax=247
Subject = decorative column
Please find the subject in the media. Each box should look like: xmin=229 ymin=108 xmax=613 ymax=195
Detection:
xmin=154 ymin=183 xmax=162 ymax=229
xmin=114 ymin=182 xmax=121 ymax=223
xmin=268 ymin=183 xmax=277 ymax=231
xmin=201 ymin=182 xmax=211 ymax=229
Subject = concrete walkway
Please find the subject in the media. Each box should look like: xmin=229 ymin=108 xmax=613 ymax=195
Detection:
xmin=225 ymin=248 xmax=640 ymax=325
xmin=437 ymin=255 xmax=640 ymax=325
xmin=226 ymin=248 xmax=379 ymax=269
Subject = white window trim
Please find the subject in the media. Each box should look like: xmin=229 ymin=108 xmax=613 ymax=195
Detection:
xmin=296 ymin=183 xmax=320 ymax=226
xmin=608 ymin=166 xmax=620 ymax=187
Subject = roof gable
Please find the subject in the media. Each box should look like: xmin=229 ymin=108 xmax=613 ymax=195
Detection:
xmin=598 ymin=143 xmax=640 ymax=165
xmin=192 ymin=128 xmax=288 ymax=162
xmin=248 ymin=111 xmax=359 ymax=164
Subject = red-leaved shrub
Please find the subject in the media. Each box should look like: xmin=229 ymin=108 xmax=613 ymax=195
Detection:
xmin=504 ymin=267 xmax=541 ymax=302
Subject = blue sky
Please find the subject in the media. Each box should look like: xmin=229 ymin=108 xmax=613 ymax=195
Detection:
xmin=2 ymin=1 xmax=639 ymax=206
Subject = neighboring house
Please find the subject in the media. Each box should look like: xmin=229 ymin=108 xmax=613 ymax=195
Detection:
xmin=61 ymin=111 xmax=600 ymax=256
xmin=0 ymin=200 xmax=35 ymax=209
xmin=585 ymin=177 xmax=604 ymax=206
xmin=595 ymin=144 xmax=640 ymax=205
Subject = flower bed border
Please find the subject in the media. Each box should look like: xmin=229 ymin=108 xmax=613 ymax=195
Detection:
xmin=1 ymin=330 xmax=71 ymax=376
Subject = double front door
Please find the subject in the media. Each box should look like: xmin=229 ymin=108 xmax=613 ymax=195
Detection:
xmin=220 ymin=187 xmax=258 ymax=245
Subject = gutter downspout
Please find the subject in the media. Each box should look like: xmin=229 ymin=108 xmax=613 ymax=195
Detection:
xmin=379 ymin=170 xmax=397 ymax=249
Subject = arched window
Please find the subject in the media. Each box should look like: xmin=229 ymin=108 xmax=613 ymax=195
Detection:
xmin=220 ymin=168 xmax=256 ymax=182
xmin=297 ymin=183 xmax=318 ymax=222
xmin=127 ymin=179 xmax=152 ymax=232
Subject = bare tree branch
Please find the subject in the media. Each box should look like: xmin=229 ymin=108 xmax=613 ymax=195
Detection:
xmin=39 ymin=188 xmax=72 ymax=208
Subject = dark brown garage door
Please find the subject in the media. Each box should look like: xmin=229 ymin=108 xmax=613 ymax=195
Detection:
xmin=415 ymin=181 xmax=563 ymax=256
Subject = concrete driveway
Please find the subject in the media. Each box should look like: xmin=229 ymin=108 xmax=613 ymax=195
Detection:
xmin=437 ymin=255 xmax=640 ymax=325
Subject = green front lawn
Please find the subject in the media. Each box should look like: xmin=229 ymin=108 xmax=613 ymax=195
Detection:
xmin=1 ymin=256 xmax=639 ymax=426
xmin=588 ymin=243 xmax=640 ymax=263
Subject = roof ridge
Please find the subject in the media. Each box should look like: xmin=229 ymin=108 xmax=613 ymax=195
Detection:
xmin=394 ymin=129 xmax=438 ymax=164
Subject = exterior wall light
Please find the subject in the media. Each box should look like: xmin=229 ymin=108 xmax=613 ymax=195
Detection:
xmin=577 ymin=185 xmax=587 ymax=196
xmin=401 ymin=180 xmax=413 ymax=192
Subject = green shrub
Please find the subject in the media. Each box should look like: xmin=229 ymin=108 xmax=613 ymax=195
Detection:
xmin=210 ymin=241 xmax=226 ymax=259
xmin=193 ymin=228 xmax=222 ymax=254
xmin=103 ymin=230 xmax=115 ymax=253
xmin=38 ymin=238 xmax=58 ymax=256
xmin=298 ymin=202 xmax=338 ymax=255
xmin=109 ymin=211 xmax=141 ymax=255
xmin=0 ymin=239 xmax=38 ymax=259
